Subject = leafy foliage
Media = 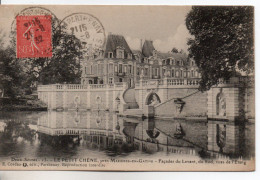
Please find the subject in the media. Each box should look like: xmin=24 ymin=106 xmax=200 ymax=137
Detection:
xmin=171 ymin=47 xmax=179 ymax=53
xmin=186 ymin=6 xmax=254 ymax=91
xmin=0 ymin=32 xmax=27 ymax=97
xmin=32 ymin=28 xmax=82 ymax=84
xmin=0 ymin=17 xmax=82 ymax=97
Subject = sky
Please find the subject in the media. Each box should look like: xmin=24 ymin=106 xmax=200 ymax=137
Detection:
xmin=0 ymin=5 xmax=192 ymax=52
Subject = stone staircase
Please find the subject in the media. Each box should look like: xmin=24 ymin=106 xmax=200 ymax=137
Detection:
xmin=123 ymin=88 xmax=139 ymax=109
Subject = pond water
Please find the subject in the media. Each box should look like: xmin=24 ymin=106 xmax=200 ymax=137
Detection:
xmin=0 ymin=111 xmax=255 ymax=161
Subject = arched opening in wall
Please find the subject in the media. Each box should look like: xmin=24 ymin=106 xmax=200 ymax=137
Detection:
xmin=146 ymin=130 xmax=160 ymax=139
xmin=119 ymin=78 xmax=123 ymax=82
xmin=89 ymin=80 xmax=93 ymax=84
xmin=146 ymin=93 xmax=161 ymax=106
xmin=216 ymin=91 xmax=226 ymax=116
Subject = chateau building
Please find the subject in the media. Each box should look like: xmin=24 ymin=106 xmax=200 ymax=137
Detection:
xmin=81 ymin=33 xmax=201 ymax=87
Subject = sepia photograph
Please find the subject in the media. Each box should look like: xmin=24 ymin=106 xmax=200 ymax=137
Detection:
xmin=0 ymin=4 xmax=255 ymax=171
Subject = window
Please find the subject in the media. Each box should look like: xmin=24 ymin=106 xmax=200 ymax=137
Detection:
xmin=167 ymin=70 xmax=171 ymax=77
xmin=162 ymin=69 xmax=166 ymax=76
xmin=109 ymin=78 xmax=113 ymax=84
xmin=180 ymin=70 xmax=183 ymax=77
xmin=127 ymin=53 xmax=132 ymax=59
xmin=124 ymin=65 xmax=127 ymax=73
xmin=98 ymin=64 xmax=103 ymax=75
xmin=119 ymin=78 xmax=123 ymax=82
xmin=187 ymin=71 xmax=190 ymax=78
xmin=117 ymin=49 xmax=124 ymax=59
xmin=176 ymin=60 xmax=180 ymax=66
xmin=129 ymin=65 xmax=132 ymax=74
xmin=144 ymin=68 xmax=148 ymax=76
xmin=90 ymin=65 xmax=93 ymax=74
xmin=137 ymin=67 xmax=140 ymax=75
xmin=153 ymin=50 xmax=157 ymax=56
xmin=119 ymin=64 xmax=122 ymax=73
xmin=195 ymin=71 xmax=198 ymax=77
xmin=191 ymin=70 xmax=194 ymax=77
xmin=108 ymin=52 xmax=113 ymax=58
xmin=114 ymin=65 xmax=118 ymax=73
xmin=176 ymin=70 xmax=179 ymax=77
xmin=153 ymin=68 xmax=159 ymax=76
xmin=94 ymin=65 xmax=98 ymax=75
xmin=184 ymin=71 xmax=187 ymax=78
xmin=166 ymin=59 xmax=170 ymax=65
xmin=171 ymin=69 xmax=175 ymax=77
xmin=109 ymin=63 xmax=113 ymax=74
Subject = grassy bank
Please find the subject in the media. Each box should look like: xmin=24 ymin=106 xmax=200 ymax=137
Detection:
xmin=0 ymin=95 xmax=47 ymax=111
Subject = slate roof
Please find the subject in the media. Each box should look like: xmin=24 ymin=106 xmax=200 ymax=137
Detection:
xmin=104 ymin=34 xmax=133 ymax=58
xmin=157 ymin=52 xmax=188 ymax=61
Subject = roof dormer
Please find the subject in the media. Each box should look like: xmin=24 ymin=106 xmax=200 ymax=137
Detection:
xmin=116 ymin=46 xmax=125 ymax=59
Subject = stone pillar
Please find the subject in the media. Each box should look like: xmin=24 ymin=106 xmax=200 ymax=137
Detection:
xmin=106 ymin=86 xmax=110 ymax=110
xmin=51 ymin=85 xmax=57 ymax=110
xmin=162 ymin=76 xmax=168 ymax=102
xmin=86 ymin=112 xmax=90 ymax=129
xmin=143 ymin=105 xmax=154 ymax=118
xmin=87 ymin=85 xmax=91 ymax=109
xmin=150 ymin=66 xmax=152 ymax=79
xmin=63 ymin=85 xmax=68 ymax=110
xmin=184 ymin=78 xmax=188 ymax=85
xmin=113 ymin=89 xmax=116 ymax=111
xmin=139 ymin=76 xmax=144 ymax=109
xmin=104 ymin=60 xmax=108 ymax=84
xmin=159 ymin=66 xmax=163 ymax=79
xmin=226 ymin=87 xmax=240 ymax=121
xmin=207 ymin=88 xmax=214 ymax=119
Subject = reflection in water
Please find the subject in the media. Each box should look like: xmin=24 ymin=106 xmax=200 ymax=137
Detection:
xmin=0 ymin=111 xmax=254 ymax=160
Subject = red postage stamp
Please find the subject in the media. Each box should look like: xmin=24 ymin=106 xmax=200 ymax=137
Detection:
xmin=16 ymin=15 xmax=52 ymax=58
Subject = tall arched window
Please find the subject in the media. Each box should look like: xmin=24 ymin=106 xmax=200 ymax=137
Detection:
xmin=176 ymin=70 xmax=179 ymax=77
xmin=171 ymin=69 xmax=175 ymax=77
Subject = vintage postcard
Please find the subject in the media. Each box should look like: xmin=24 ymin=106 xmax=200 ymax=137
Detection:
xmin=0 ymin=5 xmax=255 ymax=171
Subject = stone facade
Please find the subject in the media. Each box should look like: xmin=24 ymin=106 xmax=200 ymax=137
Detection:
xmin=81 ymin=33 xmax=200 ymax=88
xmin=37 ymin=33 xmax=254 ymax=122
xmin=38 ymin=76 xmax=254 ymax=121
xmin=38 ymin=83 xmax=128 ymax=112
xmin=207 ymin=77 xmax=254 ymax=121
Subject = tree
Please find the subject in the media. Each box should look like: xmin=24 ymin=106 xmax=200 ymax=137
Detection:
xmin=186 ymin=6 xmax=254 ymax=91
xmin=0 ymin=31 xmax=26 ymax=97
xmin=15 ymin=21 xmax=83 ymax=85
xmin=1 ymin=16 xmax=83 ymax=98
xmin=32 ymin=28 xmax=83 ymax=85
xmin=171 ymin=47 xmax=178 ymax=53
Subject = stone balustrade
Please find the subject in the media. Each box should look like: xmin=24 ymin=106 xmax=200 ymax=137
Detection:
xmin=135 ymin=78 xmax=201 ymax=88
xmin=37 ymin=126 xmax=115 ymax=136
xmin=38 ymin=82 xmax=128 ymax=92
xmin=135 ymin=76 xmax=253 ymax=88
